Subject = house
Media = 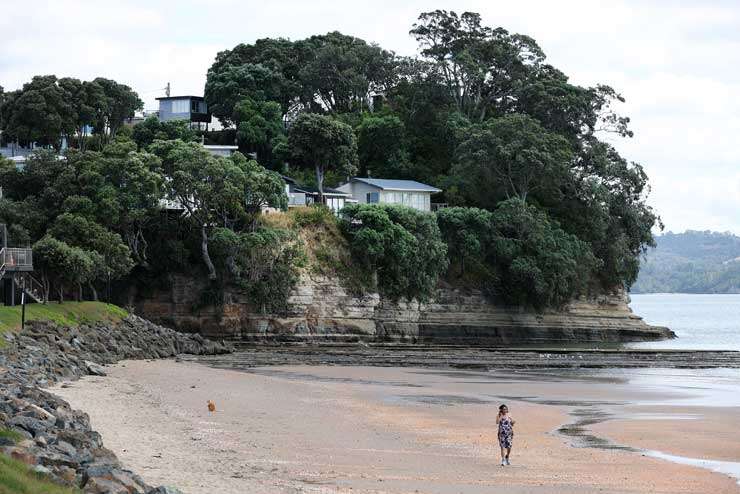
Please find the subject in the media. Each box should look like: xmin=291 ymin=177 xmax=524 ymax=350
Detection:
xmin=155 ymin=95 xmax=211 ymax=130
xmin=336 ymin=178 xmax=441 ymax=212
xmin=282 ymin=176 xmax=354 ymax=213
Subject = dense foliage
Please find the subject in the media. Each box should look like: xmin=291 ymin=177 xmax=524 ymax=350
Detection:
xmin=0 ymin=76 xmax=142 ymax=150
xmin=0 ymin=134 xmax=288 ymax=306
xmin=632 ymin=231 xmax=740 ymax=294
xmin=340 ymin=204 xmax=448 ymax=301
xmin=200 ymin=9 xmax=659 ymax=306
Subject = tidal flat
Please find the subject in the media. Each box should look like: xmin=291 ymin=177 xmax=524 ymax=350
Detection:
xmin=52 ymin=358 xmax=740 ymax=493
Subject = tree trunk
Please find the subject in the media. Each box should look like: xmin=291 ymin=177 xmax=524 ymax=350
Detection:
xmin=58 ymin=285 xmax=64 ymax=304
xmin=201 ymin=224 xmax=217 ymax=280
xmin=315 ymin=164 xmax=324 ymax=205
xmin=89 ymin=283 xmax=98 ymax=301
xmin=77 ymin=283 xmax=83 ymax=301
xmin=42 ymin=275 xmax=49 ymax=304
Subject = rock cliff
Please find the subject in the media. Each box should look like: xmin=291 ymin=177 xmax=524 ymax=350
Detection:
xmin=134 ymin=274 xmax=674 ymax=344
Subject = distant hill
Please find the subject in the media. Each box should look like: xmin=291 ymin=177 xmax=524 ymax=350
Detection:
xmin=631 ymin=230 xmax=740 ymax=293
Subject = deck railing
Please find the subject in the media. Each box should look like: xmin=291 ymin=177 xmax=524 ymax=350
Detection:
xmin=1 ymin=247 xmax=33 ymax=272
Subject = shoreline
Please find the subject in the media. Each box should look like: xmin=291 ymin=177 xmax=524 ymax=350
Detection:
xmin=52 ymin=360 xmax=740 ymax=493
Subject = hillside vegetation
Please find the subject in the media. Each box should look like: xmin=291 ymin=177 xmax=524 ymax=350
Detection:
xmin=1 ymin=9 xmax=660 ymax=311
xmin=631 ymin=231 xmax=740 ymax=293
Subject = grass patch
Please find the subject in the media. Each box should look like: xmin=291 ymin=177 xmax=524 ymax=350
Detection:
xmin=0 ymin=454 xmax=79 ymax=494
xmin=0 ymin=302 xmax=128 ymax=342
xmin=0 ymin=429 xmax=23 ymax=445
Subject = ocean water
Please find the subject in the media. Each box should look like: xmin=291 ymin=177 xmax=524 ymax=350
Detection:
xmin=628 ymin=293 xmax=740 ymax=351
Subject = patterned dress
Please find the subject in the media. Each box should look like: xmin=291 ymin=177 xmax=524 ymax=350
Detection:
xmin=498 ymin=415 xmax=514 ymax=449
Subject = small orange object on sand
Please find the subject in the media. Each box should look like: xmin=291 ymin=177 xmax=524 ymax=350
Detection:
xmin=207 ymin=400 xmax=216 ymax=412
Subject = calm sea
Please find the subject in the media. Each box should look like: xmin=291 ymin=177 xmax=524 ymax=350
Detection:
xmin=628 ymin=293 xmax=740 ymax=351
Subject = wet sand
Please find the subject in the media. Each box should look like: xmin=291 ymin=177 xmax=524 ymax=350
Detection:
xmin=52 ymin=361 xmax=740 ymax=494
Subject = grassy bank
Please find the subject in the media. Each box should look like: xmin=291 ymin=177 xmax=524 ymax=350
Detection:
xmin=0 ymin=429 xmax=79 ymax=494
xmin=0 ymin=302 xmax=128 ymax=338
xmin=0 ymin=455 xmax=79 ymax=494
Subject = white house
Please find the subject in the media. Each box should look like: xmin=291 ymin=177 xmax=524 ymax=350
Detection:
xmin=336 ymin=178 xmax=441 ymax=212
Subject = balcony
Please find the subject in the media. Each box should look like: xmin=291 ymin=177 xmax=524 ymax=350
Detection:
xmin=1 ymin=247 xmax=33 ymax=273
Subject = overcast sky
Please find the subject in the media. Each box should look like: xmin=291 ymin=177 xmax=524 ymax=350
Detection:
xmin=2 ymin=0 xmax=739 ymax=234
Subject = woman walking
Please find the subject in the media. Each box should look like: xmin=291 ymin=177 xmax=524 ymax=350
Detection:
xmin=496 ymin=404 xmax=515 ymax=466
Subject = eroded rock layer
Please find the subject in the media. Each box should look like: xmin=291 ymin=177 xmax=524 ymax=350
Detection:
xmin=135 ymin=275 xmax=674 ymax=344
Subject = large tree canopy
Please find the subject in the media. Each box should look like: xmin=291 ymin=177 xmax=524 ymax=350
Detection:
xmin=287 ymin=113 xmax=357 ymax=202
xmin=0 ymin=75 xmax=141 ymax=149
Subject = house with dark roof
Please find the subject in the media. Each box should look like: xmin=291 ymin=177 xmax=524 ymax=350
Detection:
xmin=336 ymin=178 xmax=441 ymax=212
xmin=155 ymin=95 xmax=211 ymax=130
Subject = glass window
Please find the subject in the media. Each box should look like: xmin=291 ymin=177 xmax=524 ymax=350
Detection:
xmin=171 ymin=99 xmax=189 ymax=113
xmin=367 ymin=192 xmax=379 ymax=203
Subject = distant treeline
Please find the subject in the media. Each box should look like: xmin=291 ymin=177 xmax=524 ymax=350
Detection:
xmin=631 ymin=231 xmax=740 ymax=293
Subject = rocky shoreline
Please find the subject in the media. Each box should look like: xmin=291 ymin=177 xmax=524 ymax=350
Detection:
xmin=0 ymin=315 xmax=232 ymax=493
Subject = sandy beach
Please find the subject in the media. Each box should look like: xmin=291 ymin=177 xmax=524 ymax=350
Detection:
xmin=52 ymin=360 xmax=740 ymax=494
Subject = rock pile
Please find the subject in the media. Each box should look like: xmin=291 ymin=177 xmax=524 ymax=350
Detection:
xmin=0 ymin=314 xmax=232 ymax=493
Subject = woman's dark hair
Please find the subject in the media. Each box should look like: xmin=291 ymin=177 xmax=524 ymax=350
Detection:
xmin=499 ymin=404 xmax=507 ymax=412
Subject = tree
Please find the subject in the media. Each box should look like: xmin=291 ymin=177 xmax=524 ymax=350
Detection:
xmin=48 ymin=213 xmax=134 ymax=299
xmin=205 ymin=63 xmax=287 ymax=127
xmin=205 ymin=33 xmax=397 ymax=121
xmin=153 ymin=141 xmax=285 ymax=279
xmin=295 ymin=32 xmax=397 ymax=114
xmin=488 ymin=199 xmax=597 ymax=308
xmin=410 ymin=10 xmax=544 ymax=122
xmin=58 ymin=78 xmax=107 ymax=150
xmin=233 ymin=98 xmax=285 ymax=166
xmin=0 ymin=76 xmax=74 ymax=148
xmin=32 ymin=236 xmax=95 ymax=303
xmin=436 ymin=207 xmax=492 ymax=277
xmin=288 ymin=113 xmax=357 ymax=203
xmin=356 ymin=114 xmax=411 ymax=177
xmin=341 ymin=204 xmax=448 ymax=300
xmin=206 ymin=38 xmax=302 ymax=120
xmin=131 ymin=115 xmax=196 ymax=149
xmin=451 ymin=114 xmax=573 ymax=208
xmin=92 ymin=77 xmax=142 ymax=141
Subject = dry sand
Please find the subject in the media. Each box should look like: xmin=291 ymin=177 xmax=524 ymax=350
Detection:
xmin=52 ymin=361 xmax=740 ymax=494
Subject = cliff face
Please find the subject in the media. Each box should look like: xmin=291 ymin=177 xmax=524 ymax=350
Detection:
xmin=134 ymin=274 xmax=674 ymax=344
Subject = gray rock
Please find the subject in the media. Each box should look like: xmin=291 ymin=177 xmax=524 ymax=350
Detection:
xmin=9 ymin=415 xmax=48 ymax=436
xmin=84 ymin=361 xmax=107 ymax=376
xmin=147 ymin=487 xmax=184 ymax=494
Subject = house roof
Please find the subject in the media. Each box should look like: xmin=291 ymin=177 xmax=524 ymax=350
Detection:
xmin=282 ymin=176 xmax=350 ymax=197
xmin=155 ymin=95 xmax=205 ymax=101
xmin=350 ymin=177 xmax=441 ymax=193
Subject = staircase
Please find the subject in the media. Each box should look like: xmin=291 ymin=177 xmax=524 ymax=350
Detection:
xmin=16 ymin=272 xmax=44 ymax=303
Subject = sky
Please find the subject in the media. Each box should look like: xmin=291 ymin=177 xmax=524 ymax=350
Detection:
xmin=2 ymin=0 xmax=739 ymax=235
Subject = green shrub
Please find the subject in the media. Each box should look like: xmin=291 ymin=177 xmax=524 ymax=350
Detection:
xmin=290 ymin=205 xmax=336 ymax=227
xmin=341 ymin=204 xmax=448 ymax=301
xmin=488 ymin=199 xmax=598 ymax=308
xmin=210 ymin=226 xmax=306 ymax=313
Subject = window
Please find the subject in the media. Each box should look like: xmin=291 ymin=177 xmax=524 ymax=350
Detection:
xmin=367 ymin=192 xmax=379 ymax=203
xmin=171 ymin=99 xmax=189 ymax=113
